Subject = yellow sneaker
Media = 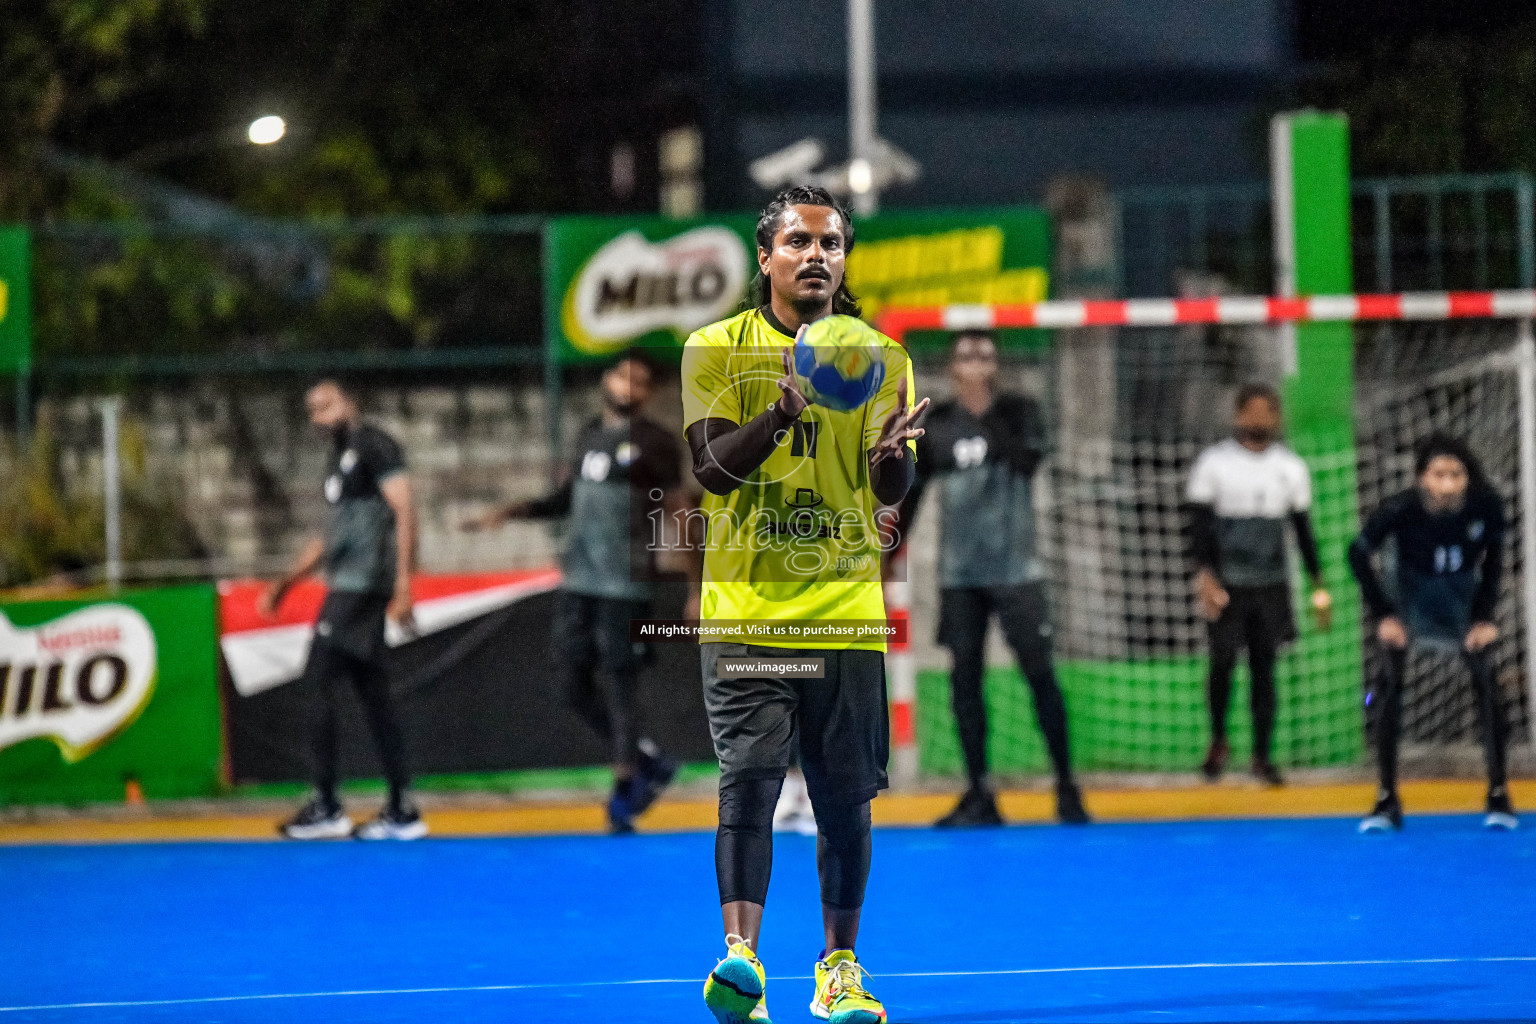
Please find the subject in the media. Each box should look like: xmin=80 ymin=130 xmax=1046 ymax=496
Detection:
xmin=703 ymin=936 xmax=771 ymax=1023
xmin=810 ymin=949 xmax=886 ymax=1023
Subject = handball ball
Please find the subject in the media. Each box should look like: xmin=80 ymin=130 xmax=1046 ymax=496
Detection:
xmin=791 ymin=315 xmax=887 ymax=413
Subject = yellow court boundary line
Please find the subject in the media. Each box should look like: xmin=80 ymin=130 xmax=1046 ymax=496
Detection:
xmin=2 ymin=779 xmax=1531 ymax=845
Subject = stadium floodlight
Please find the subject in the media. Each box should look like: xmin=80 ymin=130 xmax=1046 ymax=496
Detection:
xmin=847 ymin=158 xmax=873 ymax=195
xmin=813 ymin=139 xmax=921 ymax=200
xmin=247 ymin=116 xmax=287 ymax=146
xmin=749 ymin=138 xmax=827 ymax=190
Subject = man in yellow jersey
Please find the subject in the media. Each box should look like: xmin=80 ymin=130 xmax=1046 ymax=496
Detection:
xmin=684 ymin=185 xmax=927 ymax=1024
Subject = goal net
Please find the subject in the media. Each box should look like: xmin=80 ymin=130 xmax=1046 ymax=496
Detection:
xmin=887 ymin=303 xmax=1533 ymax=780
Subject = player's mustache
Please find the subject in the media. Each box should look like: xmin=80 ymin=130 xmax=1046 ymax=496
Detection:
xmin=797 ymin=265 xmax=830 ymax=280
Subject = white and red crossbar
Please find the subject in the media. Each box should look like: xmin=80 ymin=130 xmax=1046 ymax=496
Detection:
xmin=876 ymin=289 xmax=1536 ymax=343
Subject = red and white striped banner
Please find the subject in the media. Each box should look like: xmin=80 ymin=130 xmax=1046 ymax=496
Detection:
xmin=219 ymin=568 xmax=561 ymax=697
xmin=876 ymin=290 xmax=1536 ymax=343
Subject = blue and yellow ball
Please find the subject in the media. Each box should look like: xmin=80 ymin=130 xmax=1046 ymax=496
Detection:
xmin=791 ymin=315 xmax=886 ymax=413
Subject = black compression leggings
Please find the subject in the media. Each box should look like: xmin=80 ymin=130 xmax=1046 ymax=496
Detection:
xmin=715 ymin=777 xmax=873 ymax=910
xmin=1373 ymin=646 xmax=1508 ymax=792
xmin=1207 ymin=634 xmax=1278 ymax=762
xmin=309 ymin=643 xmax=411 ymax=806
xmin=945 ymin=587 xmax=1074 ymax=785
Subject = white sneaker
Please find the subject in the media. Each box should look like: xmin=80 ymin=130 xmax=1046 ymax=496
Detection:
xmin=1484 ymin=786 xmax=1519 ymax=831
xmin=280 ymin=799 xmax=353 ymax=840
xmin=773 ymin=773 xmax=818 ymax=836
xmin=354 ymin=801 xmax=429 ymax=841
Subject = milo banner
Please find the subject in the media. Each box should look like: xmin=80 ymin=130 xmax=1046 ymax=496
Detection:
xmin=0 ymin=585 xmax=222 ymax=805
xmin=547 ymin=207 xmax=1051 ymax=364
xmin=0 ymin=226 xmax=30 ymax=375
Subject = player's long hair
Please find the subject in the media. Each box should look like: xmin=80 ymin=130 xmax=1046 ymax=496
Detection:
xmin=1413 ymin=433 xmax=1494 ymax=498
xmin=746 ymin=185 xmax=863 ymax=318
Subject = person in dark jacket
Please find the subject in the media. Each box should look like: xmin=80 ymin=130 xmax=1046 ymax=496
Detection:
xmin=1349 ymin=433 xmax=1515 ymax=832
xmin=468 ymin=350 xmax=690 ymax=833
xmin=893 ymin=330 xmax=1088 ymax=827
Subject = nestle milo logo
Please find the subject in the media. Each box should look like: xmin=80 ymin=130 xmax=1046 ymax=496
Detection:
xmin=562 ymin=226 xmax=749 ymax=356
xmin=0 ymin=604 xmax=158 ymax=762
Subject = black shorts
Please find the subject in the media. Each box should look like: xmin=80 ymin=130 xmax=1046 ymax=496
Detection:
xmin=701 ymin=643 xmax=889 ymax=804
xmin=936 ymin=582 xmax=1053 ymax=651
xmin=554 ymin=592 xmax=647 ymax=673
xmin=310 ymin=591 xmax=390 ymax=666
xmin=1209 ymin=583 xmax=1296 ymax=653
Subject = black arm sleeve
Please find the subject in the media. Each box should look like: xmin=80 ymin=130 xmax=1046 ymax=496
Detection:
xmin=525 ymin=476 xmax=574 ymax=518
xmin=869 ymin=446 xmax=915 ymax=507
xmin=1348 ymin=498 xmax=1402 ymax=619
xmin=1290 ymin=510 xmax=1323 ymax=581
xmin=685 ymin=405 xmax=799 ymax=496
xmin=995 ymin=395 xmax=1045 ymax=478
xmin=1347 ymin=536 xmax=1394 ymax=619
xmin=1472 ymin=500 xmax=1507 ymax=623
xmin=888 ymin=433 xmax=933 ymax=552
xmin=1186 ymin=502 xmax=1220 ymax=574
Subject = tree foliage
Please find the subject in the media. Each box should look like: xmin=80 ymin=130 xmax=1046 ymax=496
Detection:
xmin=1300 ymin=26 xmax=1536 ymax=177
xmin=0 ymin=0 xmax=210 ymax=218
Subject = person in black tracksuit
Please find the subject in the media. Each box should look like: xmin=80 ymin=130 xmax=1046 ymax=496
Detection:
xmin=468 ymin=351 xmax=692 ymax=833
xmin=263 ymin=379 xmax=426 ymax=841
xmin=893 ymin=330 xmax=1088 ymax=827
xmin=1349 ymin=433 xmax=1516 ymax=832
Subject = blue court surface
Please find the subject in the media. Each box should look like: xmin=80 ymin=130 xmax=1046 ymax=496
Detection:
xmin=3 ymin=816 xmax=1533 ymax=1023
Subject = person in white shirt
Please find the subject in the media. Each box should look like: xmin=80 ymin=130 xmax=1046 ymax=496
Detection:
xmin=1186 ymin=384 xmax=1332 ymax=786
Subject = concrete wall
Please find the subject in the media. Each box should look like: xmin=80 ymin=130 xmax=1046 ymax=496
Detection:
xmin=14 ymin=378 xmax=654 ymax=581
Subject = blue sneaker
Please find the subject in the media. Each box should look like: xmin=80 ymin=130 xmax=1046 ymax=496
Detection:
xmin=632 ymin=743 xmax=678 ymax=816
xmin=607 ymin=781 xmax=637 ymax=834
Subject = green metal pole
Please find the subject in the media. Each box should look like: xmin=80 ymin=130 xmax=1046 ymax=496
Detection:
xmin=1270 ymin=110 xmax=1363 ymax=766
xmin=0 ymin=226 xmax=32 ymax=444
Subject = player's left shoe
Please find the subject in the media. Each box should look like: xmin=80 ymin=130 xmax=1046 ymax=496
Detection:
xmin=1055 ymin=780 xmax=1091 ymax=825
xmin=704 ymin=937 xmax=771 ymax=1023
xmin=279 ymin=798 xmax=353 ymax=840
xmin=607 ymin=782 xmax=637 ymax=835
xmin=811 ymin=950 xmax=886 ymax=1023
xmin=632 ymin=739 xmax=678 ymax=816
xmin=935 ymin=787 xmax=1003 ymax=828
xmin=1250 ymin=759 xmax=1285 ymax=788
xmin=1359 ymin=788 xmax=1403 ymax=833
xmin=1484 ymin=785 xmax=1519 ymax=831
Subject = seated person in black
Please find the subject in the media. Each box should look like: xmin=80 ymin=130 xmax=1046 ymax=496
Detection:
xmin=1349 ymin=433 xmax=1516 ymax=831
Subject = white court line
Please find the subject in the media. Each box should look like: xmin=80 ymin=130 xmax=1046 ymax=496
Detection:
xmin=4 ymin=956 xmax=1535 ymax=1013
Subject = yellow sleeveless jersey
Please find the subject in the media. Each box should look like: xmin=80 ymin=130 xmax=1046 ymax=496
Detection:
xmin=681 ymin=308 xmax=915 ymax=651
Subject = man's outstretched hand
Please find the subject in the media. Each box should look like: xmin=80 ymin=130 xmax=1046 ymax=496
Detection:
xmin=870 ymin=374 xmax=929 ymax=466
xmin=776 ymin=332 xmax=810 ymax=420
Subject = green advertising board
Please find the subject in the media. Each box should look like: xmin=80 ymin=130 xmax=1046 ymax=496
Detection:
xmin=545 ymin=207 xmax=1051 ymax=364
xmin=0 ymin=226 xmax=31 ymax=376
xmin=0 ymin=584 xmax=224 ymax=805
